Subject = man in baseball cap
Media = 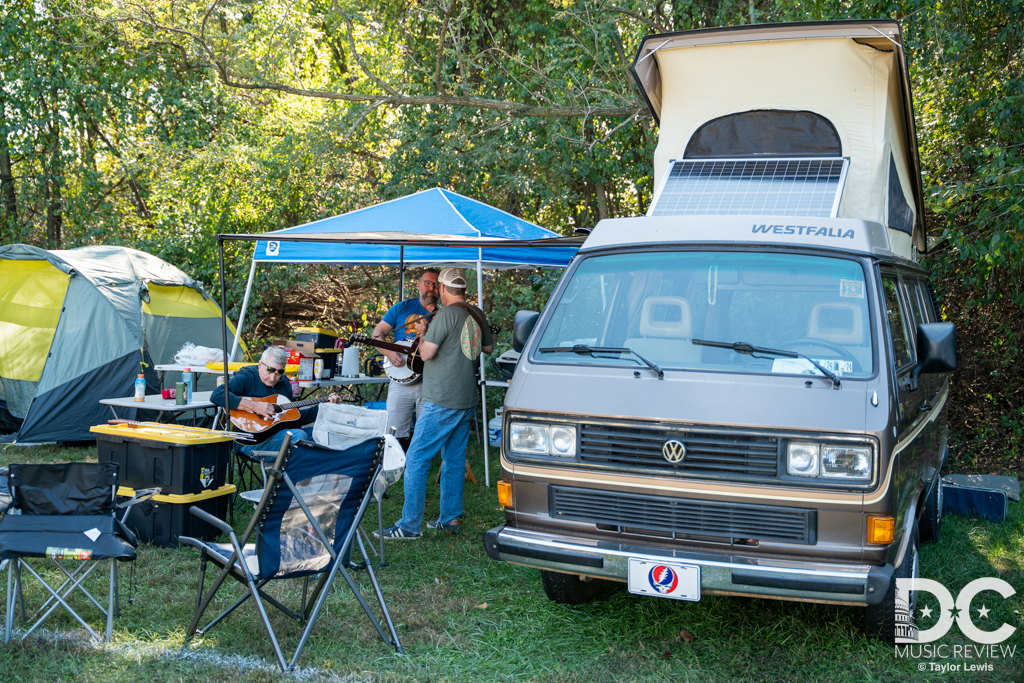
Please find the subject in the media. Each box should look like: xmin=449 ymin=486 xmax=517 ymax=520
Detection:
xmin=376 ymin=267 xmax=492 ymax=539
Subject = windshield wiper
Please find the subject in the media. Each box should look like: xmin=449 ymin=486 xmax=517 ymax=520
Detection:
xmin=538 ymin=344 xmax=665 ymax=380
xmin=690 ymin=339 xmax=841 ymax=388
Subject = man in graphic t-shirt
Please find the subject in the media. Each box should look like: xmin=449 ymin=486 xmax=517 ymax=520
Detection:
xmin=370 ymin=268 xmax=440 ymax=452
xmin=377 ymin=267 xmax=492 ymax=539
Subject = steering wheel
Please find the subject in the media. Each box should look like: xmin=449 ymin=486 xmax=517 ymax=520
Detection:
xmin=779 ymin=337 xmax=861 ymax=374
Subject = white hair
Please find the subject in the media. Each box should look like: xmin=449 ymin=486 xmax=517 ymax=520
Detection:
xmin=261 ymin=347 xmax=288 ymax=366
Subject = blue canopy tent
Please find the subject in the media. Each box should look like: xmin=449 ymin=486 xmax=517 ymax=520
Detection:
xmin=218 ymin=188 xmax=581 ymax=485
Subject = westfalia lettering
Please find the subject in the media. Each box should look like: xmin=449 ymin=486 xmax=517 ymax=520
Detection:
xmin=752 ymin=224 xmax=855 ymax=239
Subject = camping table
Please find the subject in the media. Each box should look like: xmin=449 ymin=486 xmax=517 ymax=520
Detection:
xmin=100 ymin=391 xmax=215 ymax=425
xmin=297 ymin=375 xmax=390 ymax=402
xmin=154 ymin=364 xmax=244 ymax=389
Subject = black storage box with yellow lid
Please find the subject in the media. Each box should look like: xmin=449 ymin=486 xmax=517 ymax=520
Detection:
xmin=91 ymin=424 xmax=233 ymax=495
xmin=294 ymin=327 xmax=340 ymax=379
xmin=118 ymin=485 xmax=235 ymax=547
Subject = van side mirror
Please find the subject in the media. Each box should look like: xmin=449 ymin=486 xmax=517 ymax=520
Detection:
xmin=907 ymin=322 xmax=957 ymax=391
xmin=513 ymin=311 xmax=540 ymax=352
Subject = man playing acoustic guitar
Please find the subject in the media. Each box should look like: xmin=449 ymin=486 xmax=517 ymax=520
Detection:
xmin=211 ymin=346 xmax=344 ymax=458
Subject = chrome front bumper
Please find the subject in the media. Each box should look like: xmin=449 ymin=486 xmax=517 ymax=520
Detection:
xmin=484 ymin=525 xmax=893 ymax=605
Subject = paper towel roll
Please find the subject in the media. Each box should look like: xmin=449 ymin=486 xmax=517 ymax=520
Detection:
xmin=342 ymin=345 xmax=360 ymax=377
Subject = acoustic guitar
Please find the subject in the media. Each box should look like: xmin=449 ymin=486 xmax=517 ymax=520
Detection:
xmin=228 ymin=395 xmax=334 ymax=435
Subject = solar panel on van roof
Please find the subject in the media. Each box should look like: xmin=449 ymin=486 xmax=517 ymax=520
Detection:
xmin=649 ymin=158 xmax=849 ymax=218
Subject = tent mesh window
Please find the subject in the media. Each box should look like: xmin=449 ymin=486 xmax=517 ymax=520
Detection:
xmin=650 ymin=158 xmax=849 ymax=218
xmin=887 ymin=154 xmax=915 ymax=235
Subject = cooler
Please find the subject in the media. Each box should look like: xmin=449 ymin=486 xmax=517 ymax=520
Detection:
xmin=117 ymin=485 xmax=236 ymax=547
xmin=91 ymin=423 xmax=234 ymax=495
xmin=295 ymin=327 xmax=341 ymax=379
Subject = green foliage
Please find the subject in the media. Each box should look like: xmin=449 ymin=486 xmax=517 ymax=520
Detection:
xmin=0 ymin=0 xmax=1021 ymax=468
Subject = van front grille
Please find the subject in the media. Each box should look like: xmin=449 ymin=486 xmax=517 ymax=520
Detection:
xmin=579 ymin=423 xmax=779 ymax=479
xmin=549 ymin=486 xmax=816 ymax=544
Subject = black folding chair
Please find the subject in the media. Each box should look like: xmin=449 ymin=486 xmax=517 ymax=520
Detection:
xmin=1 ymin=462 xmax=139 ymax=642
xmin=180 ymin=434 xmax=403 ymax=672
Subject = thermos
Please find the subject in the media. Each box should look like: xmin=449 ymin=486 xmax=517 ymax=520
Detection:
xmin=175 ymin=382 xmax=186 ymax=405
xmin=182 ymin=367 xmax=194 ymax=403
xmin=134 ymin=374 xmax=146 ymax=402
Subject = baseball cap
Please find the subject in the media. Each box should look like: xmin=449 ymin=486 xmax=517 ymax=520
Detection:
xmin=439 ymin=267 xmax=467 ymax=289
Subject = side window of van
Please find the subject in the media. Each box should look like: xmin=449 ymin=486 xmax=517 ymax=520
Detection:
xmin=882 ymin=276 xmax=914 ymax=370
xmin=903 ymin=278 xmax=927 ymax=328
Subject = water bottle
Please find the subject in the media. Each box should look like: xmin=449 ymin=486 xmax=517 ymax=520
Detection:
xmin=182 ymin=367 xmax=194 ymax=404
xmin=134 ymin=374 xmax=146 ymax=402
xmin=488 ymin=408 xmax=503 ymax=447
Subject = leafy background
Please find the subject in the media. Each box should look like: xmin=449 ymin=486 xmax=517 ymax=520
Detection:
xmin=1 ymin=0 xmax=1021 ymax=472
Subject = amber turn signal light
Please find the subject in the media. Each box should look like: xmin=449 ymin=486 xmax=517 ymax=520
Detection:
xmin=497 ymin=479 xmax=513 ymax=508
xmin=867 ymin=516 xmax=894 ymax=544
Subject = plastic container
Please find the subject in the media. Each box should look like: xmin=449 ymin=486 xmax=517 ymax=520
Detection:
xmin=118 ymin=484 xmax=235 ymax=547
xmin=182 ymin=367 xmax=194 ymax=403
xmin=295 ymin=327 xmax=340 ymax=378
xmin=134 ymin=374 xmax=146 ymax=402
xmin=488 ymin=408 xmax=503 ymax=447
xmin=91 ymin=424 xmax=234 ymax=495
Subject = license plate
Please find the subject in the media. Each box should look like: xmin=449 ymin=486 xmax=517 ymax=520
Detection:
xmin=627 ymin=559 xmax=700 ymax=601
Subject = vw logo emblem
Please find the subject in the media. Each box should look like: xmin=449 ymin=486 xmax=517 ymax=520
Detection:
xmin=662 ymin=439 xmax=686 ymax=463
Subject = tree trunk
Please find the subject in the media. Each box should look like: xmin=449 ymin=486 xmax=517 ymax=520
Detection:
xmin=0 ymin=99 xmax=16 ymax=244
xmin=46 ymin=125 xmax=63 ymax=249
xmin=595 ymin=180 xmax=609 ymax=221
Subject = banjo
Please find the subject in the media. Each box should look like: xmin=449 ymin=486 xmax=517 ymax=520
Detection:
xmin=344 ymin=334 xmax=424 ymax=384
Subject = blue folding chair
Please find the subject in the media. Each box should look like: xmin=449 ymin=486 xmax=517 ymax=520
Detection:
xmin=180 ymin=434 xmax=403 ymax=671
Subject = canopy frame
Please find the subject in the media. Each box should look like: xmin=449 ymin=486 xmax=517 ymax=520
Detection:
xmin=217 ymin=232 xmax=581 ymax=487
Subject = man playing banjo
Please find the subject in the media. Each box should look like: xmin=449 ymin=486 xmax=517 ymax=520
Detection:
xmin=370 ymin=268 xmax=440 ymax=453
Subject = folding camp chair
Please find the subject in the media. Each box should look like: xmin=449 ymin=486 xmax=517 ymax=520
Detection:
xmin=0 ymin=462 xmax=139 ymax=642
xmin=180 ymin=434 xmax=403 ymax=672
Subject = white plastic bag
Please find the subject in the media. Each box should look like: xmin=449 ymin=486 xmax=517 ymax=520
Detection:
xmin=173 ymin=342 xmax=224 ymax=366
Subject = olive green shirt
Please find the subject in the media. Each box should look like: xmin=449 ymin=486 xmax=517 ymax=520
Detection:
xmin=422 ymin=303 xmax=493 ymax=410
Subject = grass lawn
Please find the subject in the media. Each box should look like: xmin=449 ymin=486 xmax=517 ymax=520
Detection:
xmin=1 ymin=439 xmax=1021 ymax=682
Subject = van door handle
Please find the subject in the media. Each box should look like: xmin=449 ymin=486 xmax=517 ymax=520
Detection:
xmin=919 ymin=401 xmax=932 ymax=411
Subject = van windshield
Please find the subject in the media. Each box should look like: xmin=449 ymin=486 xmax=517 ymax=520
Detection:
xmin=533 ymin=250 xmax=874 ymax=378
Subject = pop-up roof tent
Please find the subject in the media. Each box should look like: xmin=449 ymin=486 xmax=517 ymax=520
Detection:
xmin=219 ymin=188 xmax=581 ymax=484
xmin=0 ymin=245 xmax=243 ymax=443
xmin=629 ymin=19 xmax=925 ymax=259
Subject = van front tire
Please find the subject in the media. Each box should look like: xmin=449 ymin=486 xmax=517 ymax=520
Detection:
xmin=864 ymin=524 xmax=919 ymax=643
xmin=540 ymin=570 xmax=603 ymax=604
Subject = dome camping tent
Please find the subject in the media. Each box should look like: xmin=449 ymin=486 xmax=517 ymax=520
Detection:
xmin=0 ymin=244 xmax=243 ymax=443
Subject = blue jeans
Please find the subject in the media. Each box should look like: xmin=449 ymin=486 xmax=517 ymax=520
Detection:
xmin=396 ymin=402 xmax=474 ymax=533
xmin=239 ymin=427 xmax=310 ymax=460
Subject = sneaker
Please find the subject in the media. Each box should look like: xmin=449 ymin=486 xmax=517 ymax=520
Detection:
xmin=426 ymin=519 xmax=461 ymax=534
xmin=374 ymin=525 xmax=421 ymax=540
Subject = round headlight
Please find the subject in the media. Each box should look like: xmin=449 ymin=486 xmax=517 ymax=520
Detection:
xmin=787 ymin=442 xmax=820 ymax=476
xmin=550 ymin=427 xmax=576 ymax=456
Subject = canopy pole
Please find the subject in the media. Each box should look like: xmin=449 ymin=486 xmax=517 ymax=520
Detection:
xmin=217 ymin=238 xmax=231 ymax=420
xmin=478 ymin=257 xmax=490 ymax=487
xmin=230 ymin=252 xmax=257 ymax=361
xmin=399 ymin=246 xmax=405 ymax=301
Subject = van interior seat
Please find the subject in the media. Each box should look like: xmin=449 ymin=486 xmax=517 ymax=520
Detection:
xmin=806 ymin=301 xmax=864 ymax=345
xmin=624 ymin=296 xmax=701 ymax=364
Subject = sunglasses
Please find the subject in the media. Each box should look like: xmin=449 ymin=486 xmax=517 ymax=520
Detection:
xmin=261 ymin=362 xmax=286 ymax=375
xmin=420 ymin=280 xmax=439 ymax=288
